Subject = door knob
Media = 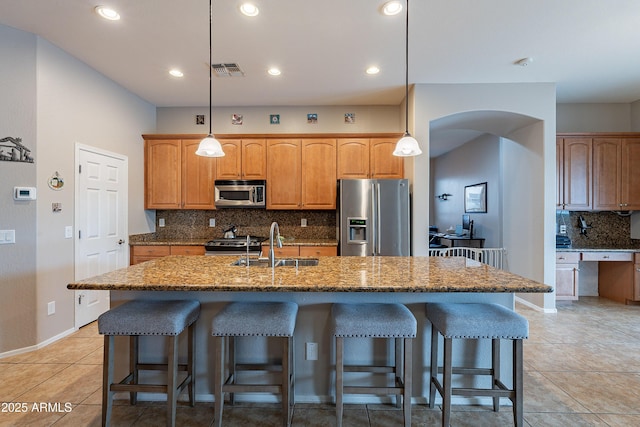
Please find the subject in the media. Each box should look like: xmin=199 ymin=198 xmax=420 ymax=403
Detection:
xmin=118 ymin=239 xmax=125 ymax=245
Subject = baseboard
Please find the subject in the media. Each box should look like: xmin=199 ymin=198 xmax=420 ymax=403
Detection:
xmin=0 ymin=327 xmax=77 ymax=359
xmin=515 ymin=296 xmax=557 ymax=313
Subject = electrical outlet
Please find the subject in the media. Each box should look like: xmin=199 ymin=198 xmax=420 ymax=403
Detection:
xmin=159 ymin=218 xmax=165 ymax=227
xmin=306 ymin=342 xmax=318 ymax=360
xmin=559 ymin=225 xmax=567 ymax=234
xmin=65 ymin=226 xmax=73 ymax=239
xmin=301 ymin=218 xmax=307 ymax=227
xmin=47 ymin=301 xmax=55 ymax=316
xmin=209 ymin=218 xmax=216 ymax=227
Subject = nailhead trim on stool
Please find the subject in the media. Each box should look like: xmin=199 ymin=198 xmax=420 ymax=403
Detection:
xmin=332 ymin=303 xmax=417 ymax=427
xmin=426 ymin=302 xmax=529 ymax=427
xmin=98 ymin=299 xmax=201 ymax=427
xmin=211 ymin=302 xmax=298 ymax=427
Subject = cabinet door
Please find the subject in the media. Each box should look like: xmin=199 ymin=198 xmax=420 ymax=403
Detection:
xmin=556 ymin=138 xmax=563 ymax=208
xmin=337 ymin=138 xmax=370 ymax=178
xmin=170 ymin=245 xmax=205 ymax=256
xmin=242 ymin=139 xmax=267 ymax=179
xmin=634 ymin=263 xmax=640 ymax=302
xmin=593 ymin=138 xmax=621 ymax=211
xmin=216 ymin=140 xmax=242 ymax=179
xmin=299 ymin=246 xmax=337 ymax=256
xmin=267 ymin=139 xmax=302 ymax=209
xmin=621 ymin=138 xmax=640 ymax=210
xmin=555 ymin=263 xmax=579 ymax=300
xmin=301 ymin=139 xmax=337 ymax=209
xmin=370 ymin=138 xmax=404 ymax=179
xmin=145 ymin=140 xmax=182 ymax=209
xmin=182 ymin=139 xmax=216 ymax=209
xmin=562 ymin=138 xmax=592 ymax=210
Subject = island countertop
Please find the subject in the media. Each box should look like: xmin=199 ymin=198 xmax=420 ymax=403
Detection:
xmin=67 ymin=255 xmax=552 ymax=293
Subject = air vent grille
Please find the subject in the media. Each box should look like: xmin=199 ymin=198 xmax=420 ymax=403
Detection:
xmin=212 ymin=63 xmax=245 ymax=77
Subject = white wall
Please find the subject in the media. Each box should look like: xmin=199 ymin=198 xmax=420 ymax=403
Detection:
xmin=0 ymin=25 xmax=38 ymax=353
xmin=34 ymin=38 xmax=157 ymax=345
xmin=410 ymin=83 xmax=557 ymax=311
xmin=157 ymin=105 xmax=401 ymax=134
xmin=557 ymin=103 xmax=631 ymax=132
xmin=430 ymin=134 xmax=502 ymax=247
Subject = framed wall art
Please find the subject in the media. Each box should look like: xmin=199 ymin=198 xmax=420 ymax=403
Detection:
xmin=464 ymin=182 xmax=487 ymax=213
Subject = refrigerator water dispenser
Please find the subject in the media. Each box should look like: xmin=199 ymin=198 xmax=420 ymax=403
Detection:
xmin=348 ymin=218 xmax=368 ymax=243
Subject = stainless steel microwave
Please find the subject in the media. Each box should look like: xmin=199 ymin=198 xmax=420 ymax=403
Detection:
xmin=214 ymin=180 xmax=266 ymax=208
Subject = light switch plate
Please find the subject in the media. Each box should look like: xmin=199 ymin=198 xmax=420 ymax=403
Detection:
xmin=0 ymin=230 xmax=16 ymax=244
xmin=301 ymin=218 xmax=307 ymax=227
xmin=209 ymin=218 xmax=216 ymax=227
xmin=65 ymin=226 xmax=73 ymax=239
xmin=159 ymin=218 xmax=165 ymax=227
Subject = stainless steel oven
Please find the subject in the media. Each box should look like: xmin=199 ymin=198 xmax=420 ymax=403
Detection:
xmin=214 ymin=180 xmax=266 ymax=208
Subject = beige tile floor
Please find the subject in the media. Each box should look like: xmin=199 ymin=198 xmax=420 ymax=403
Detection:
xmin=1 ymin=296 xmax=639 ymax=426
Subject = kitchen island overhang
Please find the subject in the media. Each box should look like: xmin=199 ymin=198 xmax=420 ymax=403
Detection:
xmin=68 ymin=256 xmax=551 ymax=405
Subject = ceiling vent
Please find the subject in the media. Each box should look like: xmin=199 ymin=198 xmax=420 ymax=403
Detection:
xmin=212 ymin=63 xmax=245 ymax=77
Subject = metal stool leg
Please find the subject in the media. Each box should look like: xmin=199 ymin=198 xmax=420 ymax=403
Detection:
xmin=281 ymin=337 xmax=292 ymax=427
xmin=187 ymin=323 xmax=196 ymax=407
xmin=129 ymin=336 xmax=139 ymax=405
xmin=442 ymin=337 xmax=453 ymax=427
xmin=395 ymin=337 xmax=402 ymax=408
xmin=228 ymin=336 xmax=236 ymax=405
xmin=167 ymin=335 xmax=178 ymax=427
xmin=335 ymin=336 xmax=344 ymax=427
xmin=403 ymin=338 xmax=412 ymax=427
xmin=514 ymin=339 xmax=524 ymax=427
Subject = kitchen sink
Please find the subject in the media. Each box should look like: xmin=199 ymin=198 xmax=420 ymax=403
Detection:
xmin=232 ymin=257 xmax=319 ymax=267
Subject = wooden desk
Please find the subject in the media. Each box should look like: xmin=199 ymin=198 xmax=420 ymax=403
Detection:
xmin=440 ymin=236 xmax=485 ymax=248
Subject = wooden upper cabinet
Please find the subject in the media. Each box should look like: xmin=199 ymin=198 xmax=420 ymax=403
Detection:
xmin=216 ymin=139 xmax=266 ymax=180
xmin=593 ymin=138 xmax=621 ymax=210
xmin=145 ymin=140 xmax=182 ymax=209
xmin=181 ymin=139 xmax=216 ymax=209
xmin=370 ymin=138 xmax=404 ymax=179
xmin=337 ymin=138 xmax=370 ymax=178
xmin=559 ymin=137 xmax=592 ymax=210
xmin=301 ymin=139 xmax=337 ymax=209
xmin=556 ymin=138 xmax=563 ymax=208
xmin=145 ymin=138 xmax=215 ymax=210
xmin=337 ymin=138 xmax=403 ymax=179
xmin=267 ymin=139 xmax=302 ymax=209
xmin=621 ymin=138 xmax=640 ymax=210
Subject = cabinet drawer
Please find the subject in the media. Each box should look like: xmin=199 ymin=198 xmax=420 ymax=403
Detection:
xmin=556 ymin=252 xmax=580 ymax=263
xmin=131 ymin=245 xmax=171 ymax=256
xmin=170 ymin=245 xmax=205 ymax=256
xmin=581 ymin=252 xmax=633 ymax=262
xmin=300 ymin=246 xmax=337 ymax=256
xmin=262 ymin=245 xmax=300 ymax=257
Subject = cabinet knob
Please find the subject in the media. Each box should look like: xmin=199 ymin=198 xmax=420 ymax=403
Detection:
xmin=558 ymin=256 xmax=565 ymax=260
xmin=603 ymin=255 xmax=610 ymax=259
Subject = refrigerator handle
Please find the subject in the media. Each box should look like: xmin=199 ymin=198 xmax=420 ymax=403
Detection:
xmin=371 ymin=183 xmax=377 ymax=256
xmin=376 ymin=183 xmax=382 ymax=255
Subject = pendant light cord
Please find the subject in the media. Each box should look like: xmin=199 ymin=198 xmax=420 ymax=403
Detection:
xmin=208 ymin=0 xmax=213 ymax=136
xmin=404 ymin=0 xmax=410 ymax=136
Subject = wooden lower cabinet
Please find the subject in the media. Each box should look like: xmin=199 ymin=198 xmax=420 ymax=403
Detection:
xmin=635 ymin=253 xmax=640 ymax=301
xmin=130 ymin=245 xmax=204 ymax=265
xmin=261 ymin=245 xmax=338 ymax=257
xmin=598 ymin=252 xmax=637 ymax=304
xmin=555 ymin=252 xmax=579 ymax=301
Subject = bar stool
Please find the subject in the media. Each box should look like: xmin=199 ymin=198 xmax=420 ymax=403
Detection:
xmin=331 ymin=303 xmax=417 ymax=427
xmin=426 ymin=302 xmax=529 ymax=427
xmin=98 ymin=299 xmax=200 ymax=427
xmin=211 ymin=301 xmax=298 ymax=427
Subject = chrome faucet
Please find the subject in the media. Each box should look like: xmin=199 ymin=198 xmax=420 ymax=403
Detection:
xmin=268 ymin=221 xmax=282 ymax=267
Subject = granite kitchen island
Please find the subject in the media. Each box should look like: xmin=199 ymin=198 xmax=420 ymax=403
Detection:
xmin=68 ymin=255 xmax=551 ymax=404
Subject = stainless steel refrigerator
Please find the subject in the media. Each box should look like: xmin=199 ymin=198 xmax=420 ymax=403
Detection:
xmin=338 ymin=179 xmax=410 ymax=256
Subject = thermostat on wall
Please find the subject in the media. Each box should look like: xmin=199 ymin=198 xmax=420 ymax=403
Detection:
xmin=14 ymin=186 xmax=37 ymax=200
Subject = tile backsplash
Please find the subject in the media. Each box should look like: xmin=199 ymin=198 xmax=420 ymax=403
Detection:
xmin=150 ymin=209 xmax=337 ymax=240
xmin=557 ymin=210 xmax=640 ymax=249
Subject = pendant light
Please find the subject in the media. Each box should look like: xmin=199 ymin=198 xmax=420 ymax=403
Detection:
xmin=196 ymin=0 xmax=225 ymax=157
xmin=393 ymin=0 xmax=422 ymax=157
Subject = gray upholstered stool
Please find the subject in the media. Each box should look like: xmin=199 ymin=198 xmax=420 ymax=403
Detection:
xmin=211 ymin=301 xmax=298 ymax=427
xmin=426 ymin=302 xmax=529 ymax=427
xmin=331 ymin=303 xmax=417 ymax=427
xmin=98 ymin=299 xmax=200 ymax=427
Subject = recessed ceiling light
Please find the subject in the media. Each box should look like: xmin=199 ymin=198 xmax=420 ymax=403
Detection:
xmin=366 ymin=66 xmax=380 ymax=75
xmin=169 ymin=69 xmax=184 ymax=77
xmin=94 ymin=5 xmax=121 ymax=21
xmin=240 ymin=3 xmax=259 ymax=17
xmin=267 ymin=68 xmax=281 ymax=76
xmin=381 ymin=1 xmax=402 ymax=16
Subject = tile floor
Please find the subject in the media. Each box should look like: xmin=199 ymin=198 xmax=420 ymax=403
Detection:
xmin=1 ymin=297 xmax=639 ymax=426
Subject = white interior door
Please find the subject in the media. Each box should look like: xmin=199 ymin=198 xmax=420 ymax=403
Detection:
xmin=75 ymin=144 xmax=128 ymax=328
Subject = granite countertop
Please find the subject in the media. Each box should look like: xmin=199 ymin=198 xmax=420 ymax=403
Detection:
xmin=129 ymin=234 xmax=337 ymax=247
xmin=68 ymin=256 xmax=551 ymax=294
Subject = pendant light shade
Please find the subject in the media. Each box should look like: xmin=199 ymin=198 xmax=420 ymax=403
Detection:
xmin=196 ymin=0 xmax=225 ymax=158
xmin=393 ymin=0 xmax=422 ymax=157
